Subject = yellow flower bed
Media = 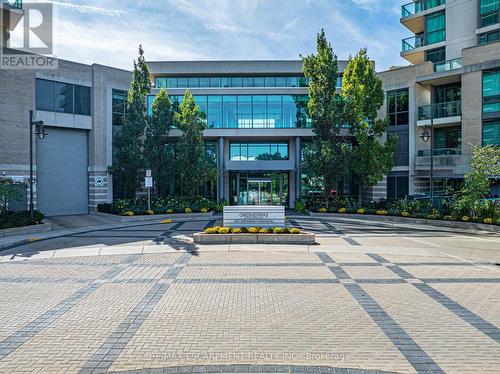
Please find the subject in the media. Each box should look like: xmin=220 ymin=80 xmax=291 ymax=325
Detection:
xmin=338 ymin=207 xmax=347 ymax=213
xmin=146 ymin=209 xmax=154 ymax=215
xmin=376 ymin=210 xmax=387 ymax=215
xmin=184 ymin=208 xmax=192 ymax=213
xmin=401 ymin=211 xmax=410 ymax=217
xmin=200 ymin=207 xmax=208 ymax=213
xmin=318 ymin=208 xmax=327 ymax=213
xmin=462 ymin=216 xmax=470 ymax=222
xmin=356 ymin=208 xmax=365 ymax=214
xmin=483 ymin=218 xmax=493 ymax=224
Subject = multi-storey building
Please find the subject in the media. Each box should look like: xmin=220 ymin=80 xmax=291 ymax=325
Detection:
xmin=0 ymin=0 xmax=499 ymax=216
xmin=380 ymin=0 xmax=500 ymax=198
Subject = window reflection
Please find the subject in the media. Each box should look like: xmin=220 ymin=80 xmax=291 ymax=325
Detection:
xmin=230 ymin=142 xmax=289 ymax=161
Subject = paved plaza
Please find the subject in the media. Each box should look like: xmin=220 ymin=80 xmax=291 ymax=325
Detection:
xmin=0 ymin=216 xmax=499 ymax=373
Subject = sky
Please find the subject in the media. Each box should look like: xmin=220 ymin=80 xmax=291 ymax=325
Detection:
xmin=35 ymin=0 xmax=411 ymax=72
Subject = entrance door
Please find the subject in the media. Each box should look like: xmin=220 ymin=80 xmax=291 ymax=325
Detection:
xmin=248 ymin=179 xmax=272 ymax=205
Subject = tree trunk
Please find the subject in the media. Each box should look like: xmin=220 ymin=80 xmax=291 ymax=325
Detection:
xmin=358 ymin=183 xmax=363 ymax=206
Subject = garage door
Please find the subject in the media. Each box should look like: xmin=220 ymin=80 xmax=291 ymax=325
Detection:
xmin=36 ymin=127 xmax=88 ymax=216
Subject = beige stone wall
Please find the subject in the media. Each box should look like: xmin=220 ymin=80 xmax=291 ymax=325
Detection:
xmin=461 ymin=70 xmax=483 ymax=154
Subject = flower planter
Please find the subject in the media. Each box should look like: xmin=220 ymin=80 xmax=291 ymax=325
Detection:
xmin=193 ymin=232 xmax=316 ymax=245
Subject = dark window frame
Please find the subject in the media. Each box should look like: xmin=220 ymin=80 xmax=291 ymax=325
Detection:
xmin=36 ymin=78 xmax=91 ymax=116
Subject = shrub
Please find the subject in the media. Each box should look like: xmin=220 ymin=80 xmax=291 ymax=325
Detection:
xmin=218 ymin=227 xmax=230 ymax=234
xmin=289 ymin=228 xmax=301 ymax=234
xmin=184 ymin=208 xmax=192 ymax=213
xmin=97 ymin=203 xmax=113 ymax=213
xmin=204 ymin=227 xmax=218 ymax=234
xmin=443 ymin=215 xmax=453 ymax=221
xmin=166 ymin=209 xmax=174 ymax=214
xmin=356 ymin=208 xmax=365 ymax=214
xmin=200 ymin=207 xmax=208 ymax=213
xmin=273 ymin=227 xmax=283 ymax=234
xmin=318 ymin=207 xmax=327 ymax=213
xmin=496 ymin=218 xmax=500 ymax=226
xmin=231 ymin=228 xmax=242 ymax=234
xmin=483 ymin=218 xmax=493 ymax=224
xmin=338 ymin=207 xmax=347 ymax=213
xmin=248 ymin=227 xmax=258 ymax=233
xmin=401 ymin=211 xmax=410 ymax=217
xmin=426 ymin=214 xmax=439 ymax=220
xmin=260 ymin=228 xmax=268 ymax=234
xmin=121 ymin=211 xmax=134 ymax=216
xmin=0 ymin=210 xmax=44 ymax=229
xmin=145 ymin=209 xmax=154 ymax=215
xmin=295 ymin=199 xmax=306 ymax=213
xmin=376 ymin=210 xmax=387 ymax=215
xmin=462 ymin=216 xmax=470 ymax=222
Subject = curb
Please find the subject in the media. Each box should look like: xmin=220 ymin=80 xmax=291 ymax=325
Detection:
xmin=309 ymin=213 xmax=500 ymax=234
xmin=93 ymin=211 xmax=215 ymax=223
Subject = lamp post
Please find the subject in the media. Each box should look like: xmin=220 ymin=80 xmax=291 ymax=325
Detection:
xmin=29 ymin=110 xmax=47 ymax=218
xmin=420 ymin=110 xmax=434 ymax=202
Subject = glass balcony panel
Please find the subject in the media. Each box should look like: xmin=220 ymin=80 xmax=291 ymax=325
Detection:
xmin=418 ymin=101 xmax=461 ymax=120
xmin=434 ymin=58 xmax=462 ymax=72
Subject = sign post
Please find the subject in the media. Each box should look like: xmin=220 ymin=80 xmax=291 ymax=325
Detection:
xmin=145 ymin=170 xmax=152 ymax=211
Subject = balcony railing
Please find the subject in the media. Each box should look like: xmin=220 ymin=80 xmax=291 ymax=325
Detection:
xmin=402 ymin=35 xmax=425 ymax=51
xmin=434 ymin=58 xmax=462 ymax=72
xmin=401 ymin=0 xmax=445 ymax=17
xmin=418 ymin=100 xmax=462 ymax=120
xmin=1 ymin=0 xmax=22 ymax=8
xmin=417 ymin=148 xmax=461 ymax=157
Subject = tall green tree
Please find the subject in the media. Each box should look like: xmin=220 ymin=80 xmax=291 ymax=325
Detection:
xmin=144 ymin=89 xmax=174 ymax=197
xmin=175 ymin=91 xmax=214 ymax=200
xmin=301 ymin=30 xmax=346 ymax=208
xmin=342 ymin=49 xmax=396 ymax=204
xmin=110 ymin=45 xmax=150 ymax=198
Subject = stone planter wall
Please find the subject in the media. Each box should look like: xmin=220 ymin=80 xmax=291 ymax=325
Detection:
xmin=93 ymin=211 xmax=214 ymax=223
xmin=193 ymin=232 xmax=316 ymax=245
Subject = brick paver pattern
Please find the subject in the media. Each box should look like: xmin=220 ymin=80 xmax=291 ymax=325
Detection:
xmin=0 ymin=250 xmax=499 ymax=373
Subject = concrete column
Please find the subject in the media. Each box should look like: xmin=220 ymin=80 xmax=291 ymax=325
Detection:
xmin=217 ymin=136 xmax=224 ymax=201
xmin=294 ymin=137 xmax=301 ymax=201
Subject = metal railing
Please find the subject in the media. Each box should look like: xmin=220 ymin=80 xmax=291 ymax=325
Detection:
xmin=434 ymin=58 xmax=462 ymax=72
xmin=418 ymin=100 xmax=462 ymax=120
xmin=1 ymin=0 xmax=22 ymax=8
xmin=401 ymin=0 xmax=445 ymax=17
xmin=402 ymin=35 xmax=425 ymax=51
xmin=417 ymin=148 xmax=461 ymax=157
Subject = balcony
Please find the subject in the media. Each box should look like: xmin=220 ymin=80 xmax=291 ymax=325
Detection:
xmin=415 ymin=149 xmax=465 ymax=171
xmin=417 ymin=148 xmax=461 ymax=157
xmin=402 ymin=35 xmax=425 ymax=51
xmin=1 ymin=0 xmax=22 ymax=8
xmin=401 ymin=0 xmax=446 ymax=34
xmin=417 ymin=101 xmax=461 ymax=126
xmin=434 ymin=58 xmax=461 ymax=73
xmin=401 ymin=34 xmax=445 ymax=64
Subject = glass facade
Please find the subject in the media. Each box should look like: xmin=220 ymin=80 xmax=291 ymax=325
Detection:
xmin=480 ymin=0 xmax=500 ymax=28
xmin=387 ymin=89 xmax=409 ymax=126
xmin=112 ymin=89 xmax=127 ymax=126
xmin=483 ymin=70 xmax=500 ymax=113
xmin=387 ymin=176 xmax=409 ymax=200
xmin=479 ymin=29 xmax=500 ymax=44
xmin=148 ymin=94 xmax=311 ymax=128
xmin=155 ymin=75 xmax=343 ymax=90
xmin=434 ymin=127 xmax=461 ymax=150
xmin=425 ymin=47 xmax=446 ymax=64
xmin=229 ymin=142 xmax=289 ymax=161
xmin=426 ymin=11 xmax=446 ymax=45
xmin=36 ymin=79 xmax=91 ymax=116
xmin=483 ymin=120 xmax=500 ymax=145
xmin=230 ymin=172 xmax=289 ymax=206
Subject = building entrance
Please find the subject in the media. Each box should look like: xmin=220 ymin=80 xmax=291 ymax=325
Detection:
xmin=230 ymin=172 xmax=288 ymax=206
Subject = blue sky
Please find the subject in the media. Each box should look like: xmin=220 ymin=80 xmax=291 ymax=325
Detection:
xmin=41 ymin=0 xmax=411 ymax=72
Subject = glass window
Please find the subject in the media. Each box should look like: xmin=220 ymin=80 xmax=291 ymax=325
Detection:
xmin=112 ymin=89 xmax=127 ymax=126
xmin=230 ymin=143 xmax=241 ymax=161
xmin=479 ymin=30 xmax=500 ymax=44
xmin=298 ymin=76 xmax=308 ymax=87
xmin=264 ymin=77 xmax=275 ymax=87
xmin=207 ymin=96 xmax=222 ymax=128
xmin=387 ymin=89 xmax=409 ymax=126
xmin=177 ymin=77 xmax=188 ymax=87
xmin=188 ymin=77 xmax=199 ymax=88
xmin=275 ymin=77 xmax=287 ymax=87
xmin=55 ymin=82 xmax=73 ymax=114
xmin=282 ymin=95 xmax=297 ymax=128
xmin=199 ymin=77 xmax=209 ymax=88
xmin=194 ymin=96 xmax=207 ymax=123
xmin=267 ymin=96 xmax=282 ymax=128
xmin=295 ymin=95 xmax=310 ymax=128
xmin=435 ymin=127 xmax=461 ymax=149
xmin=287 ymin=76 xmax=298 ymax=87
xmin=426 ymin=11 xmax=446 ymax=44
xmin=221 ymin=77 xmax=231 ymax=88
xmin=231 ymin=77 xmax=243 ymax=87
xmin=336 ymin=76 xmax=343 ymax=89
xmin=483 ymin=70 xmax=500 ymax=113
xmin=155 ymin=77 xmax=166 ymax=88
xmin=426 ymin=47 xmax=446 ymax=64
xmin=387 ymin=176 xmax=409 ymax=200
xmin=242 ymin=77 xmax=253 ymax=87
xmin=435 ymin=83 xmax=461 ymax=103
xmin=222 ymin=96 xmax=237 ymax=128
xmin=74 ymin=85 xmax=91 ymax=115
xmin=209 ymin=77 xmax=220 ymax=87
xmin=230 ymin=142 xmax=289 ymax=161
xmin=252 ymin=96 xmax=267 ymax=128
xmin=36 ymin=79 xmax=55 ymax=111
xmin=166 ymin=77 xmax=177 ymax=88
xmin=480 ymin=0 xmax=500 ymax=27
xmin=253 ymin=77 xmax=265 ymax=87
xmin=483 ymin=120 xmax=500 ymax=145
xmin=238 ymin=96 xmax=252 ymax=128
xmin=147 ymin=95 xmax=155 ymax=116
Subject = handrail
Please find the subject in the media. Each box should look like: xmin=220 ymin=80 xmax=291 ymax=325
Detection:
xmin=402 ymin=35 xmax=425 ymax=51
xmin=417 ymin=148 xmax=462 ymax=157
xmin=434 ymin=58 xmax=462 ymax=72
xmin=418 ymin=100 xmax=462 ymax=120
